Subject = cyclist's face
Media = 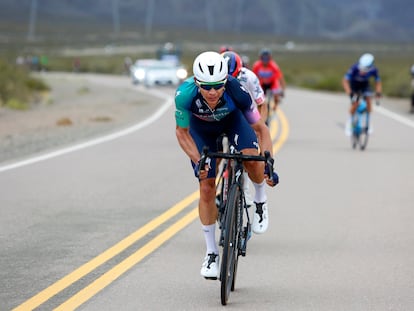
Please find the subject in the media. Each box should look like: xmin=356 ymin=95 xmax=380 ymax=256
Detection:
xmin=199 ymin=86 xmax=225 ymax=106
xmin=261 ymin=56 xmax=270 ymax=65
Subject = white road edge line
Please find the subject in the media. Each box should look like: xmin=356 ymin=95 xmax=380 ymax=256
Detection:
xmin=0 ymin=91 xmax=173 ymax=173
xmin=374 ymin=105 xmax=414 ymax=129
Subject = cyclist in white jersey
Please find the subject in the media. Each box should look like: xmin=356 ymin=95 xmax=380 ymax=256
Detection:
xmin=221 ymin=51 xmax=267 ymax=208
xmin=222 ymin=51 xmax=267 ymax=122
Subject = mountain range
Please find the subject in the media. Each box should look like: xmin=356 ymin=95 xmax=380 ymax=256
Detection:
xmin=0 ymin=0 xmax=413 ymax=43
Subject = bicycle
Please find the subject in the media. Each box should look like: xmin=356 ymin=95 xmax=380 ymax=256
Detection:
xmin=350 ymin=95 xmax=379 ymax=151
xmin=264 ymin=89 xmax=284 ymax=126
xmin=200 ymin=145 xmax=274 ymax=305
xmin=351 ymin=97 xmax=369 ymax=150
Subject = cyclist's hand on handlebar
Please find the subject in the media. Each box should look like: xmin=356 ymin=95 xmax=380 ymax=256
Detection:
xmin=375 ymin=92 xmax=382 ymax=105
xmin=194 ymin=157 xmax=210 ymax=179
xmin=264 ymin=158 xmax=279 ymax=187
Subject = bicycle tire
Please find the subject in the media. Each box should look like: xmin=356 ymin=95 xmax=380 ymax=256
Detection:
xmin=220 ymin=183 xmax=240 ymax=305
xmin=216 ymin=161 xmax=231 ymax=246
xmin=351 ymin=115 xmax=369 ymax=151
xmin=351 ymin=114 xmax=362 ymax=150
xmin=231 ymin=187 xmax=244 ymax=292
xmin=351 ymin=132 xmax=359 ymax=149
xmin=359 ymin=128 xmax=369 ymax=150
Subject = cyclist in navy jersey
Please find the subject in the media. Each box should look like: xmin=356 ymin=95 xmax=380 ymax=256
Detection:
xmin=343 ymin=53 xmax=382 ymax=134
xmin=175 ymin=51 xmax=278 ymax=279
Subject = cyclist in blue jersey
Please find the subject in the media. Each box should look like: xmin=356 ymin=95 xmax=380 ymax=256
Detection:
xmin=342 ymin=53 xmax=382 ymax=134
xmin=175 ymin=51 xmax=278 ymax=279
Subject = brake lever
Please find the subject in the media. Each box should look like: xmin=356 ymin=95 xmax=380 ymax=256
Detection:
xmin=199 ymin=146 xmax=209 ymax=172
xmin=264 ymin=151 xmax=274 ymax=183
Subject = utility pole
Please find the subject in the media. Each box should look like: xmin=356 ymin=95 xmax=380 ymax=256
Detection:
xmin=205 ymin=1 xmax=214 ymax=33
xmin=235 ymin=0 xmax=245 ymax=34
xmin=145 ymin=0 xmax=155 ymax=37
xmin=112 ymin=0 xmax=120 ymax=35
xmin=27 ymin=0 xmax=38 ymax=41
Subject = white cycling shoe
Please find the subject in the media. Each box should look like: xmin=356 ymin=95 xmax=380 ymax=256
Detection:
xmin=200 ymin=253 xmax=219 ymax=279
xmin=252 ymin=201 xmax=269 ymax=234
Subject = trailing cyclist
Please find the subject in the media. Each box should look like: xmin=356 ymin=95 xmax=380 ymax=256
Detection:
xmin=342 ymin=53 xmax=382 ymax=135
xmin=221 ymin=50 xmax=267 ymax=206
xmin=175 ymin=51 xmax=278 ymax=279
xmin=252 ymin=48 xmax=286 ymax=115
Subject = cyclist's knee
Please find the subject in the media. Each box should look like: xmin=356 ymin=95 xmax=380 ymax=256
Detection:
xmin=199 ymin=178 xmax=216 ymax=197
xmin=244 ymin=161 xmax=264 ymax=183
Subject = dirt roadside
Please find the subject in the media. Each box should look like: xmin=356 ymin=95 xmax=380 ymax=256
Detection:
xmin=0 ymin=73 xmax=169 ymax=164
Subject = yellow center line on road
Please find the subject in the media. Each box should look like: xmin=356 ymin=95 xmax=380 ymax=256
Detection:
xmin=54 ymin=208 xmax=200 ymax=310
xmin=269 ymin=115 xmax=279 ymax=140
xmin=273 ymin=109 xmax=290 ymax=154
xmin=12 ymin=191 xmax=199 ymax=311
xmin=13 ymin=109 xmax=290 ymax=310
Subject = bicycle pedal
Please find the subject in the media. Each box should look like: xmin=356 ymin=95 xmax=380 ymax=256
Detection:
xmin=204 ymin=276 xmax=218 ymax=280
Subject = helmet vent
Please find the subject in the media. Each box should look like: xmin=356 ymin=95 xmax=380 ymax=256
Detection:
xmin=198 ymin=63 xmax=203 ymax=73
xmin=208 ymin=65 xmax=214 ymax=75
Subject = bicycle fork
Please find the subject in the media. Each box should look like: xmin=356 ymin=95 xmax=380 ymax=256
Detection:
xmin=239 ymin=187 xmax=252 ymax=257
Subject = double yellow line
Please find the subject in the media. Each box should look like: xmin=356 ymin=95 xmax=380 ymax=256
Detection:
xmin=13 ymin=109 xmax=289 ymax=311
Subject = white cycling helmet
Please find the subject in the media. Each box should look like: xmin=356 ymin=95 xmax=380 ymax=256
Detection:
xmin=358 ymin=53 xmax=374 ymax=71
xmin=193 ymin=51 xmax=228 ymax=83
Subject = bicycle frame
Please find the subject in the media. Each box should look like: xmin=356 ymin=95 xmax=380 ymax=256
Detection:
xmin=351 ymin=97 xmax=370 ymax=150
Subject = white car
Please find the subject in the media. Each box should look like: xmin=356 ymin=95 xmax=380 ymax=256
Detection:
xmin=130 ymin=59 xmax=188 ymax=87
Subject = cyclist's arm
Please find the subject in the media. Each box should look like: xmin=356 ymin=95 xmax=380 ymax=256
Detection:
xmin=251 ymin=120 xmax=273 ymax=157
xmin=342 ymin=76 xmax=352 ymax=96
xmin=343 ymin=65 xmax=356 ymax=96
xmin=270 ymin=61 xmax=286 ymax=94
xmin=176 ymin=126 xmax=200 ymax=164
xmin=373 ymin=68 xmax=382 ymax=96
xmin=243 ymin=68 xmax=265 ymax=105
xmin=375 ymin=80 xmax=382 ymax=96
xmin=279 ymin=75 xmax=287 ymax=94
xmin=257 ymin=103 xmax=268 ymax=122
xmin=175 ymin=79 xmax=201 ymax=164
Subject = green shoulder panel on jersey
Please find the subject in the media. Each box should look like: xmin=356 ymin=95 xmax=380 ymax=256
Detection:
xmin=175 ymin=77 xmax=198 ymax=128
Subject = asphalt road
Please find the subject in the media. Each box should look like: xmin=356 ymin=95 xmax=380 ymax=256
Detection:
xmin=1 ymin=84 xmax=413 ymax=311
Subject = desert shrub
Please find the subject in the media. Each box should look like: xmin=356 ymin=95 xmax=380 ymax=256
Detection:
xmin=0 ymin=58 xmax=49 ymax=108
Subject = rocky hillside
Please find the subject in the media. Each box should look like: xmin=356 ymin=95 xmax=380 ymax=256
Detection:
xmin=0 ymin=0 xmax=413 ymax=42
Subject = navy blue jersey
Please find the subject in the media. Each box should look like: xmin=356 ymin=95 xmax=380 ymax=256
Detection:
xmin=175 ymin=75 xmax=260 ymax=128
xmin=344 ymin=63 xmax=380 ymax=83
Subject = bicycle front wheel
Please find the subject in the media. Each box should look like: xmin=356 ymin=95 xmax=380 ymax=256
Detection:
xmin=351 ymin=131 xmax=359 ymax=149
xmin=220 ymin=183 xmax=241 ymax=305
xmin=359 ymin=126 xmax=369 ymax=150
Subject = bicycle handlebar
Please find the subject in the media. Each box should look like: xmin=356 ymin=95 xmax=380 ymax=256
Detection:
xmin=199 ymin=146 xmax=275 ymax=183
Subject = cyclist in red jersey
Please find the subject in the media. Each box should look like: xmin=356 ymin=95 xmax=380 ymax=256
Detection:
xmin=252 ymin=48 xmax=286 ymax=113
xmin=219 ymin=45 xmax=232 ymax=54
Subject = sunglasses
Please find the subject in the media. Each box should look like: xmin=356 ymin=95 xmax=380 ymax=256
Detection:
xmin=196 ymin=80 xmax=226 ymax=91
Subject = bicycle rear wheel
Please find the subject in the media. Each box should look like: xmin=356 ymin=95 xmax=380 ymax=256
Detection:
xmin=220 ymin=183 xmax=241 ymax=305
xmin=359 ymin=128 xmax=369 ymax=150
